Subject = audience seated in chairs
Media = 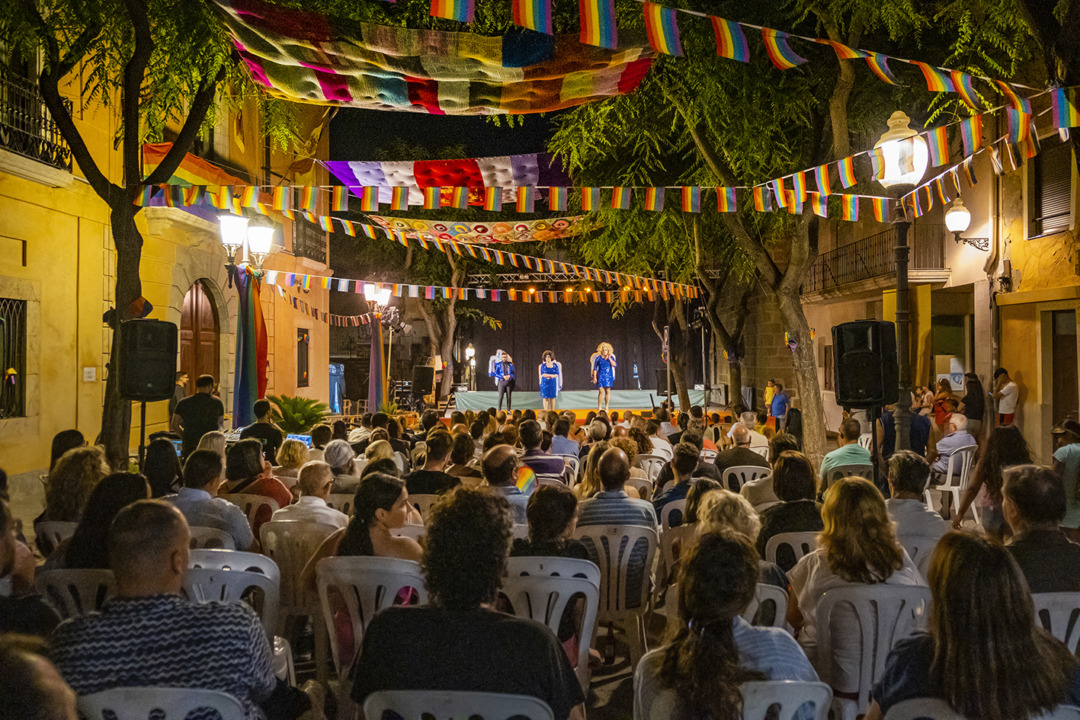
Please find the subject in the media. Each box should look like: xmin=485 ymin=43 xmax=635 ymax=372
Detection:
xmin=46 ymin=473 xmax=150 ymax=570
xmin=274 ymin=439 xmax=310 ymax=489
xmin=512 ymin=484 xmax=589 ymax=562
xmin=651 ymin=442 xmax=701 ymax=527
xmin=0 ymin=499 xmax=59 ymax=637
xmin=141 ymin=438 xmax=182 ymax=498
xmin=270 ymin=462 xmax=348 ymax=530
xmin=740 ymin=433 xmax=799 ymax=507
xmin=699 ymin=490 xmax=788 ymax=594
xmin=445 ymin=433 xmax=484 ymax=486
xmin=1003 ymin=464 xmax=1080 ymax=593
xmin=646 ymin=419 xmax=673 ymax=461
xmin=482 ymin=445 xmax=531 ymax=523
xmin=323 ymin=440 xmax=361 ymax=495
xmin=167 ymin=450 xmax=254 ymax=551
xmin=577 ymin=448 xmax=657 ymax=533
xmin=520 ymin=420 xmax=570 ymax=479
xmin=0 ymin=634 xmax=77 ymax=720
xmin=819 ymin=418 xmax=872 ymax=485
xmin=307 ymin=424 xmax=333 ymax=462
xmin=954 ymin=424 xmax=1032 ymax=538
xmin=928 ymin=412 xmax=976 ymax=481
xmin=50 ymin=500 xmax=321 ymax=720
xmin=405 ymin=431 xmax=461 ymax=496
xmin=634 ymin=531 xmax=818 ymax=720
xmin=222 ymin=439 xmax=293 ymax=529
xmin=714 ymin=425 xmax=770 ymax=485
xmin=653 ymin=431 xmax=722 ymax=489
xmin=885 ymin=451 xmax=948 ymax=543
xmin=756 ymin=451 xmax=823 ymax=572
xmin=34 ymin=446 xmax=110 ymax=555
xmin=350 ymin=487 xmax=586 ymax=720
xmin=865 ymin=531 xmax=1080 ymax=719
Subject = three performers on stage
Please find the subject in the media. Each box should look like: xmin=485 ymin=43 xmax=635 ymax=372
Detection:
xmin=488 ymin=343 xmax=616 ymax=413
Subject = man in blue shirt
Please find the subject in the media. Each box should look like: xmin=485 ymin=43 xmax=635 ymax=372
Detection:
xmin=652 ymin=442 xmax=699 ymax=527
xmin=549 ymin=418 xmax=580 ymax=457
xmin=929 ymin=413 xmax=976 ymax=476
xmin=482 ymin=444 xmax=529 ymax=523
xmin=770 ymin=382 xmax=791 ymax=424
xmin=820 ymin=417 xmax=873 ymax=485
xmin=519 ymin=420 xmax=570 ymax=481
xmin=492 ymin=351 xmax=515 ymax=412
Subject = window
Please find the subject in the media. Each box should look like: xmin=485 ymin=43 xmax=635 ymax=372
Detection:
xmin=0 ymin=298 xmax=27 ymax=418
xmin=297 ymin=329 xmax=310 ymax=388
xmin=1029 ymin=136 xmax=1073 ymax=238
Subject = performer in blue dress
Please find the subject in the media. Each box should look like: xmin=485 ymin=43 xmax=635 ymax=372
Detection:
xmin=590 ymin=342 xmax=617 ymax=413
xmin=493 ymin=350 xmax=515 ymax=412
xmin=538 ymin=351 xmax=562 ymax=411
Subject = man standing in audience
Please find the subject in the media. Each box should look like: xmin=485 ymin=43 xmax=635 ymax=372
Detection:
xmin=350 ymin=488 xmax=584 ymax=720
xmin=170 ymin=374 xmax=224 ymax=459
xmin=885 ymin=451 xmax=948 ymax=541
xmin=550 ymin=418 xmax=580 ymax=457
xmin=239 ymin=399 xmax=284 ymax=464
xmin=819 ymin=417 xmax=872 ymax=484
xmin=770 ymin=382 xmax=791 ymax=426
xmin=714 ymin=425 xmax=770 ymax=489
xmin=928 ymin=413 xmax=976 ymax=479
xmin=992 ymin=367 xmax=1020 ymax=426
xmin=167 ymin=450 xmax=254 ymax=551
xmin=519 ymin=420 xmax=569 ymax=480
xmin=405 ymin=431 xmax=460 ymax=496
xmin=1004 ymin=464 xmax=1080 ymax=592
xmin=51 ymin=501 xmax=318 ymax=719
xmin=652 ymin=442 xmax=699 ymax=526
xmin=270 ymin=461 xmax=348 ymax=530
xmin=482 ymin=445 xmax=530 ymax=523
xmin=168 ymin=371 xmax=188 ymax=420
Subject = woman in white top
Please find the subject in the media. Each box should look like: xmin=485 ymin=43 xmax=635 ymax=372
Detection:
xmin=787 ymin=476 xmax=924 ymax=694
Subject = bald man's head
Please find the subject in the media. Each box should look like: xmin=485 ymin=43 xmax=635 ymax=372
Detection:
xmin=109 ymin=499 xmax=189 ymax=595
xmin=733 ymin=424 xmax=751 ymax=446
xmin=482 ymin=444 xmax=518 ymax=488
xmin=598 ymin=447 xmax=630 ymax=491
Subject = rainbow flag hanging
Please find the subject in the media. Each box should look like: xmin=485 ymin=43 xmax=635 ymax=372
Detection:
xmin=582 ymin=187 xmax=600 ymax=211
xmin=516 ymin=186 xmax=536 ymax=213
xmin=361 ymin=224 xmax=377 ymax=240
xmin=135 ymin=184 xmax=154 ymax=207
xmin=681 ymin=186 xmax=701 ymax=213
xmin=644 ymin=2 xmax=682 ymax=56
xmin=300 ymin=186 xmax=318 ymax=212
xmin=331 ymin=186 xmax=349 ymax=212
xmin=769 ymin=177 xmax=788 ymax=208
xmin=864 ymin=52 xmax=898 ymax=85
xmin=319 ymin=215 xmax=333 ymax=232
xmin=814 ymin=165 xmax=832 ymax=196
xmin=717 ymin=187 xmax=736 ymax=213
xmin=792 ymin=171 xmax=807 ymax=202
xmin=611 ymin=186 xmax=631 ymax=209
xmin=183 ymin=186 xmax=205 ymax=207
xmin=643 ymin=186 xmax=665 ymax=211
xmin=241 ymin=185 xmax=259 ymax=208
xmin=959 ymin=115 xmax=983 ymax=157
xmin=449 ymin=186 xmax=469 ymax=209
xmin=951 ymin=71 xmax=980 ymax=109
xmin=913 ymin=61 xmax=956 ymax=93
xmin=484 ymin=187 xmax=502 ymax=211
xmin=512 ymin=0 xmax=551 ymax=34
xmin=752 ymin=186 xmax=771 ymax=212
xmin=340 ymin=219 xmax=356 ymax=237
xmin=549 ymin=186 xmax=568 ymax=211
xmin=837 ymin=156 xmax=856 ymax=188
xmin=1052 ymin=87 xmax=1080 ymax=129
xmin=869 ymin=146 xmax=886 ymax=180
xmin=871 ymin=196 xmax=888 ymax=222
xmin=959 ymin=157 xmax=977 ymax=187
xmin=786 ymin=190 xmax=803 ymax=215
xmin=927 ymin=125 xmax=949 ymax=167
xmin=579 ymin=0 xmax=617 ymax=49
xmin=815 ymin=38 xmax=866 ymax=60
xmin=841 ymin=194 xmax=859 ymax=222
xmin=1006 ymin=109 xmax=1031 ymax=144
xmin=809 ymin=192 xmax=828 ymax=218
xmin=360 ymin=186 xmax=379 ymax=212
xmin=995 ymin=80 xmax=1032 ymax=114
xmin=272 ymin=187 xmax=292 ymax=212
xmin=431 ymin=0 xmax=474 ymax=23
xmin=211 ymin=185 xmax=232 ymax=210
xmin=933 ymin=177 xmax=950 ymax=205
xmin=711 ymin=17 xmax=749 ymax=62
xmin=423 ymin=187 xmax=440 ymax=210
xmin=762 ymin=28 xmax=808 ymax=70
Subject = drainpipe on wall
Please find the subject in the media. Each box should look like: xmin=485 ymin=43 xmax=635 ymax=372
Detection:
xmin=984 ymin=114 xmax=1005 ymax=382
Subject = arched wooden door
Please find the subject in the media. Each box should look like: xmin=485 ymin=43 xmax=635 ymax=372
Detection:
xmin=179 ymin=280 xmax=220 ymax=393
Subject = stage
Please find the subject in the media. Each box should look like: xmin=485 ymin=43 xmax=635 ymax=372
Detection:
xmin=453 ymin=389 xmax=706 ymax=412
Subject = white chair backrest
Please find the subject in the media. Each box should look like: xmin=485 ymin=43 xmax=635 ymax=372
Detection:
xmin=364 ymin=690 xmax=554 ymax=720
xmin=816 ymin=584 xmax=932 ymax=710
xmin=1032 ymin=592 xmax=1080 ymax=654
xmin=325 ymin=493 xmax=355 ymax=516
xmin=503 ymin=557 xmax=600 ymax=689
xmin=825 ymin=464 xmax=875 ymax=487
xmin=409 ymin=493 xmax=441 ymax=520
xmin=699 ymin=449 xmax=717 ymax=463
xmin=574 ymin=524 xmax=658 ymax=616
xmin=219 ymin=493 xmax=280 ymax=528
xmin=741 ymin=680 xmax=832 ymax=720
xmin=392 ymin=524 xmax=427 ymax=541
xmin=561 ymin=455 xmax=580 ymax=478
xmin=394 ymin=451 xmax=410 ymax=474
xmin=536 ymin=473 xmax=566 ymax=486
xmin=316 ymin=555 xmax=428 ymax=676
xmin=626 ymin=475 xmax=653 ymax=499
xmin=741 ymin=582 xmax=789 ymax=628
xmin=884 ymin=698 xmax=1080 ymax=720
xmin=634 ymin=454 xmax=668 ymax=483
xmin=184 ymin=550 xmax=281 ymax=638
xmin=750 ymin=445 xmax=770 ymax=461
xmin=189 ymin=548 xmax=279 ymax=574
xmin=942 ymin=444 xmax=978 ymax=489
xmin=511 ymin=523 xmax=529 ymax=540
xmin=259 ymin=520 xmax=340 ymax=613
xmin=189 ymin=525 xmax=236 ymax=550
xmin=78 ymin=687 xmax=245 ymax=720
xmin=35 ymin=521 xmax=78 ymax=554
xmin=660 ymin=499 xmax=688 ymax=532
xmin=896 ymin=534 xmax=942 ymax=581
xmin=858 ymin=433 xmax=873 ymax=450
xmin=764 ymin=532 xmax=819 ymax=567
xmin=35 ymin=569 xmax=115 ymax=619
xmin=658 ymin=523 xmax=697 ymax=584
xmin=723 ymin=466 xmax=771 ymax=492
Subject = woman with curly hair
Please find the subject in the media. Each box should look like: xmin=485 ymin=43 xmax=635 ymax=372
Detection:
xmin=590 ymin=342 xmax=617 ymax=413
xmin=954 ymin=424 xmax=1031 ymax=539
xmin=273 ymin=438 xmax=310 ymax=485
xmin=34 ymin=446 xmax=110 ymax=556
xmin=47 ymin=473 xmax=149 ymax=570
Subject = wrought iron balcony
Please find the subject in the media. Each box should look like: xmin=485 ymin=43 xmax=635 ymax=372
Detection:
xmin=292 ymin=216 xmax=327 ymax=264
xmin=0 ymin=70 xmax=72 ymax=172
xmin=803 ymin=223 xmax=947 ymax=294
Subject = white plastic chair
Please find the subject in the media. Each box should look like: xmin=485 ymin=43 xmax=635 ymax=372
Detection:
xmin=574 ymin=524 xmax=658 ymax=667
xmin=723 ymin=466 xmax=771 ymax=492
xmin=219 ymin=493 xmax=280 ymax=529
xmin=858 ymin=433 xmax=874 ymax=450
xmin=35 ymin=521 xmax=78 ymax=554
xmin=817 ymin=584 xmax=932 ymax=720
xmin=884 ymin=698 xmax=1080 ymax=720
xmin=896 ymin=534 xmax=943 ymax=581
xmin=660 ymin=499 xmax=688 ymax=532
xmin=189 ymin=525 xmax=237 ymax=550
xmin=536 ymin=472 xmax=566 ymax=486
xmin=924 ymin=445 xmax=977 ymax=520
xmin=1032 ymin=592 xmax=1080 ymax=654
xmin=78 ymin=687 xmax=245 ymax=720
xmin=626 ymin=475 xmax=653 ymax=500
xmin=741 ymin=582 xmax=789 ymax=628
xmin=699 ymin=449 xmax=717 ymax=463
xmin=502 ymin=556 xmax=600 ymax=690
xmin=35 ymin=569 xmax=115 ymax=619
xmin=741 ymin=680 xmax=832 ymax=720
xmin=363 ymin=690 xmax=554 ymax=720
xmin=409 ymin=493 xmax=441 ymax=520
xmin=824 ymin=464 xmax=875 ymax=489
xmin=559 ymin=454 xmax=580 ymax=479
xmin=394 ymin=451 xmax=410 ymax=474
xmin=750 ymin=444 xmax=770 ymax=461
xmin=634 ymin=453 xmax=668 ymax=484
xmin=325 ymin=493 xmax=355 ymax=516
xmin=764 ymin=532 xmax=819 ymax=567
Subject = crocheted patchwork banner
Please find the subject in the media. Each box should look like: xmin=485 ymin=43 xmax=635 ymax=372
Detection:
xmin=365 ymin=214 xmax=590 ymax=243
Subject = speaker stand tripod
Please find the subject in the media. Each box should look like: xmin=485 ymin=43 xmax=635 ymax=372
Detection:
xmin=138 ymin=401 xmax=147 ymax=467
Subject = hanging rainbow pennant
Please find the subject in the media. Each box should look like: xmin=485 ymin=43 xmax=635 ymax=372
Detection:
xmin=515 ymin=186 xmax=535 ymax=213
xmin=995 ymin=80 xmax=1032 ymax=114
xmin=643 ymin=187 xmax=665 ymax=211
xmin=579 ymin=0 xmax=616 ymax=49
xmin=360 ymin=186 xmax=380 ymax=212
xmin=241 ymin=186 xmax=259 ymax=208
xmin=864 ymin=52 xmax=898 ymax=85
xmin=582 ymin=187 xmax=601 ymax=211
xmin=785 ymin=190 xmax=803 ymax=215
xmin=549 ymin=186 xmax=568 ymax=211
xmin=431 ymin=0 xmax=474 ymax=23
xmin=927 ymin=125 xmax=949 ymax=167
xmin=792 ymin=171 xmax=807 ymax=202
xmin=841 ymin=195 xmax=859 ymax=221
xmin=762 ymin=28 xmax=808 ymax=70
xmin=933 ymin=177 xmax=950 ymax=205
xmin=423 ymin=187 xmax=440 ymax=210
xmin=871 ymin=196 xmax=888 ymax=223
xmin=611 ymin=186 xmax=631 ymax=209
xmin=386 ymin=187 xmax=407 ymax=212
xmin=959 ymin=115 xmax=983 ymax=157
xmin=319 ymin=216 xmax=333 ymax=232
xmin=1006 ymin=109 xmax=1030 ymax=144
xmin=950 ymin=71 xmax=981 ymax=109
xmin=682 ymin=186 xmax=701 ymax=213
xmin=450 ymin=186 xmax=469 ymax=210
xmin=331 ymin=186 xmax=349 ymax=212
xmin=340 ymin=219 xmax=356 ymax=237
xmin=135 ymin=184 xmax=153 ymax=207
xmin=182 ymin=185 xmax=204 ymax=207
xmin=711 ymin=17 xmax=749 ymax=62
xmin=1053 ymin=87 xmax=1080 ymax=128
xmin=752 ymin=186 xmax=771 ymax=212
xmin=837 ymin=156 xmax=856 ymax=188
xmin=814 ymin=165 xmax=832 ymax=196
xmin=300 ymin=186 xmax=318 ymax=212
xmin=913 ymin=61 xmax=957 ymax=93
xmin=869 ymin=146 xmax=886 ymax=180
xmin=483 ymin=187 xmax=502 ymax=211
xmin=815 ymin=39 xmax=866 ymax=60
xmin=809 ymin=192 xmax=828 ymax=218
xmin=643 ymin=2 xmax=683 ymax=56
xmin=717 ymin=187 xmax=736 ymax=213
xmin=959 ymin=158 xmax=977 ymax=187
xmin=769 ymin=177 xmax=788 ymax=208
xmin=362 ymin=224 xmax=378 ymax=240
xmin=512 ymin=0 xmax=551 ymax=34
xmin=211 ymin=185 xmax=231 ymax=210
xmin=272 ymin=187 xmax=292 ymax=211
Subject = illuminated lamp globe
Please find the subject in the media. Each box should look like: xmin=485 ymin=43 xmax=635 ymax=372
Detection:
xmin=465 ymin=343 xmax=476 ymax=360
xmin=875 ymin=111 xmax=929 ymax=190
xmin=945 ymin=197 xmax=972 ymax=234
xmin=218 ymin=215 xmax=248 ymax=263
xmin=364 ymin=282 xmax=392 ymax=306
xmin=246 ymin=221 xmax=275 ymax=269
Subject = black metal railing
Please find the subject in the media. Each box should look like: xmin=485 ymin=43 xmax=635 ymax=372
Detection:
xmin=803 ymin=223 xmax=946 ymax=293
xmin=0 ymin=70 xmax=72 ymax=172
xmin=0 ymin=297 xmax=27 ymax=418
xmin=292 ymin=217 xmax=327 ymax=264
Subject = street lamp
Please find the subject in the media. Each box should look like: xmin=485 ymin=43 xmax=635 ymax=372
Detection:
xmin=876 ymin=110 xmax=929 ymax=453
xmin=218 ymin=215 xmax=248 ymax=266
xmin=246 ymin=217 xmax=275 ymax=269
xmin=944 ymin=197 xmax=989 ymax=251
xmin=218 ymin=214 xmax=276 ymax=271
xmin=465 ymin=343 xmax=476 ymax=391
xmin=363 ymin=282 xmax=392 ymax=308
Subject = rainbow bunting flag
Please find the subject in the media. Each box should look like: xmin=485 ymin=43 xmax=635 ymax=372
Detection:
xmin=1021 ymin=128 xmax=1039 ymax=160
xmin=319 ymin=215 xmax=333 ymax=232
xmin=959 ymin=115 xmax=983 ymax=156
xmin=933 ymin=177 xmax=950 ymax=205
xmin=300 ymin=186 xmax=318 ymax=212
xmin=579 ymin=0 xmax=617 ymax=49
xmin=135 ymin=185 xmax=154 ymax=207
xmin=643 ymin=186 xmax=665 ymax=211
xmin=809 ymin=192 xmax=828 ymax=218
xmin=869 ymin=146 xmax=886 ymax=181
xmin=302 ymin=212 xmax=317 ymax=224
xmin=871 ymin=196 xmax=888 ymax=222
xmin=815 ymin=38 xmax=866 ymax=60
xmin=332 ymin=186 xmax=349 ymax=212
xmin=362 ymin=224 xmax=378 ymax=239
xmin=549 ymin=186 xmax=568 ymax=211
xmin=762 ymin=28 xmax=808 ymax=70
xmin=814 ymin=165 xmax=832 ymax=196
xmin=792 ymin=171 xmax=807 ymax=202
xmin=1052 ymin=87 xmax=1080 ymax=129
xmin=512 ymin=0 xmax=551 ymax=34
xmin=752 ymin=186 xmax=771 ymax=212
xmin=162 ymin=186 xmax=182 ymax=208
xmin=913 ymin=61 xmax=956 ymax=93
xmin=301 ymin=275 xmax=311 ymax=290
xmin=340 ymin=219 xmax=356 ymax=237
xmin=423 ymin=187 xmax=440 ymax=210
xmin=239 ymin=185 xmax=258 ymax=208
xmin=484 ymin=187 xmax=502 ymax=211
xmin=644 ymin=2 xmax=682 ymax=56
xmin=995 ymin=81 xmax=1032 ymax=114
xmin=181 ymin=186 xmax=203 ymax=207
xmin=581 ymin=187 xmax=601 ymax=211
xmin=391 ymin=187 xmax=410 ymax=211
xmin=431 ymin=0 xmax=474 ymax=23
xmin=611 ymin=186 xmax=631 ymax=209
xmin=424 ymin=286 xmax=436 ymax=300
xmin=864 ymin=52 xmax=898 ymax=85
xmin=1006 ymin=109 xmax=1031 ymax=144
xmin=837 ymin=156 xmax=856 ymax=188
xmin=786 ymin=191 xmax=803 ymax=215
xmin=957 ymin=160 xmax=977 ymax=189
xmin=516 ymin=186 xmax=536 ymax=213
xmin=711 ymin=17 xmax=749 ymax=62
xmin=210 ymin=186 xmax=231 ymax=209
xmin=841 ymin=195 xmax=859 ymax=222
xmin=988 ymin=144 xmax=1004 ymax=175
xmin=951 ymin=71 xmax=981 ymax=109
xmin=272 ymin=187 xmax=292 ymax=211
xmin=450 ymin=186 xmax=469 ymax=210
xmin=769 ymin=178 xmax=788 ymax=208
xmin=359 ymin=186 xmax=378 ymax=212
xmin=717 ymin=187 xmax=736 ymax=213
xmin=681 ymin=186 xmax=701 ymax=213
xmin=927 ymin=125 xmax=949 ymax=167
xmin=923 ymin=184 xmax=936 ymax=212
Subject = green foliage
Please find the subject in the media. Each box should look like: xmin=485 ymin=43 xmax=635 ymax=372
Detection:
xmin=268 ymin=394 xmax=330 ymax=433
xmin=378 ymin=399 xmax=400 ymax=415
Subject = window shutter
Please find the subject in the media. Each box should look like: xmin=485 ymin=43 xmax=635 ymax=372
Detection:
xmin=1033 ymin=140 xmax=1073 ymax=237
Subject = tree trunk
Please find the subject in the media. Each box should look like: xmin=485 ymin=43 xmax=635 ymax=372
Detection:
xmin=775 ymin=290 xmax=826 ymax=465
xmin=652 ymin=297 xmax=692 ymax=411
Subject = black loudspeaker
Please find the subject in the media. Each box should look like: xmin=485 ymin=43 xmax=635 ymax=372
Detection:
xmin=412 ymin=366 xmax=435 ymax=396
xmin=832 ymin=320 xmax=899 ymax=408
xmin=117 ymin=319 xmax=178 ymax=401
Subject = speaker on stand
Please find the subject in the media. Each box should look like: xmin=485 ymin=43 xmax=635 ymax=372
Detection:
xmin=412 ymin=366 xmax=435 ymax=413
xmin=116 ymin=319 xmax=178 ymax=465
